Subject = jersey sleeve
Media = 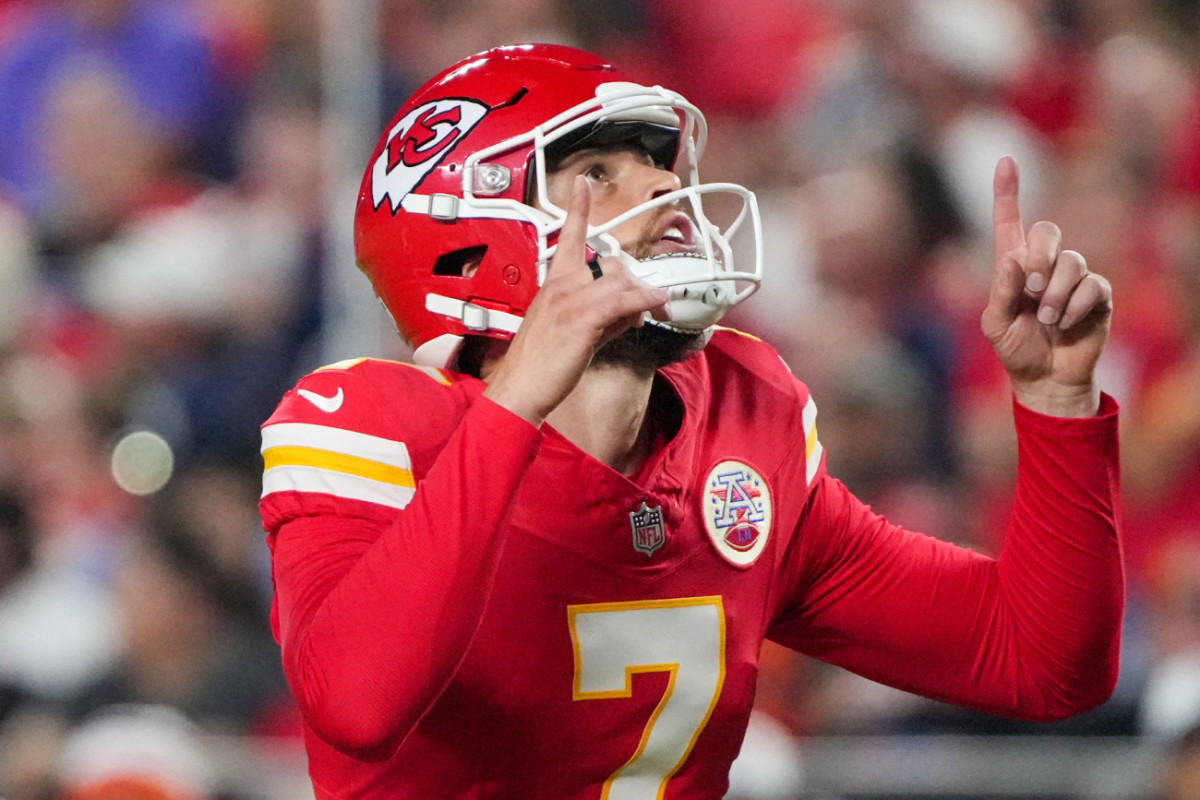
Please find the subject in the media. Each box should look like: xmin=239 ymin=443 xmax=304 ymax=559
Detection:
xmin=259 ymin=363 xmax=543 ymax=758
xmin=767 ymin=394 xmax=1123 ymax=722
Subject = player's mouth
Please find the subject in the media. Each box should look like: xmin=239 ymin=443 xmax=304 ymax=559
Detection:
xmin=647 ymin=210 xmax=697 ymax=257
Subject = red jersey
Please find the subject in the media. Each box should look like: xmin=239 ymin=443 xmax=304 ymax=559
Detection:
xmin=259 ymin=329 xmax=1123 ymax=799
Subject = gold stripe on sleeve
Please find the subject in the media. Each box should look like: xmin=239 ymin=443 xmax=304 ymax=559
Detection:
xmin=263 ymin=446 xmax=416 ymax=489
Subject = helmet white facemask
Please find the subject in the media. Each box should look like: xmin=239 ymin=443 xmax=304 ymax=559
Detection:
xmin=549 ymin=181 xmax=762 ymax=331
xmin=410 ymin=82 xmax=763 ymax=361
xmin=529 ymin=83 xmax=762 ymax=330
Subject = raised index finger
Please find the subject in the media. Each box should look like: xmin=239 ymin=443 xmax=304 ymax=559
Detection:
xmin=547 ymin=175 xmax=592 ymax=280
xmin=992 ymin=155 xmax=1026 ymax=262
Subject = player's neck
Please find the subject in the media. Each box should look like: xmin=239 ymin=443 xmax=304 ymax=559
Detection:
xmin=546 ymin=364 xmax=656 ymax=475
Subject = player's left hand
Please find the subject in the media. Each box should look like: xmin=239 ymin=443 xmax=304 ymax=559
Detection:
xmin=980 ymin=156 xmax=1113 ymax=417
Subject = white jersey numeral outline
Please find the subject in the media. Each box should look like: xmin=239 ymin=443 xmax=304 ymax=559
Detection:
xmin=568 ymin=596 xmax=726 ymax=799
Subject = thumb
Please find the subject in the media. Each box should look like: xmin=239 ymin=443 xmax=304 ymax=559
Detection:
xmin=981 ymin=256 xmax=1025 ymax=340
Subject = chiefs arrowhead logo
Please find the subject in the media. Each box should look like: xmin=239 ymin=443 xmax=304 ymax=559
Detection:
xmin=371 ymin=98 xmax=490 ymax=213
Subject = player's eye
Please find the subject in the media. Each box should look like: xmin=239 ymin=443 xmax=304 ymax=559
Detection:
xmin=583 ymin=163 xmax=608 ymax=183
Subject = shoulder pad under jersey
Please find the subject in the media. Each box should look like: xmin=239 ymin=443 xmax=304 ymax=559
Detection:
xmin=703 ymin=327 xmax=825 ymax=487
xmin=259 ymin=358 xmax=462 ymax=528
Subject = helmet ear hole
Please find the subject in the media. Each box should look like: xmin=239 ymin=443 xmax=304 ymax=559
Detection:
xmin=432 ymin=245 xmax=488 ymax=277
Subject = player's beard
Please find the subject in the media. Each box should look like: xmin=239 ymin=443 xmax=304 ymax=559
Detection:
xmin=591 ymin=212 xmax=710 ymax=374
xmin=591 ymin=323 xmax=709 ymax=373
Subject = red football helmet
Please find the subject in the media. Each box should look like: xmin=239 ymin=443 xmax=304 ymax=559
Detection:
xmin=354 ymin=43 xmax=762 ymax=368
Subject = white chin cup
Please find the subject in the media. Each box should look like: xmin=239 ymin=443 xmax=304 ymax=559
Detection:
xmin=627 ymin=253 xmax=736 ymax=330
xmin=661 ymin=280 xmax=736 ymax=330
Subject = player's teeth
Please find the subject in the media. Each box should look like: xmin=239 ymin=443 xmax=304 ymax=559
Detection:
xmin=663 ymin=227 xmax=683 ymax=242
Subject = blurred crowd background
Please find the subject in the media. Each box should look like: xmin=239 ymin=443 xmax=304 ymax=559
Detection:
xmin=3 ymin=0 xmax=1200 ymax=798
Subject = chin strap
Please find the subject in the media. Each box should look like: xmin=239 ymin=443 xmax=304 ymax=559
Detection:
xmin=425 ymin=293 xmax=523 ymax=334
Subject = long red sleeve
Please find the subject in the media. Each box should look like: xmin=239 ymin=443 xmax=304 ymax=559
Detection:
xmin=267 ymin=396 xmax=541 ymax=758
xmin=768 ymin=394 xmax=1123 ymax=721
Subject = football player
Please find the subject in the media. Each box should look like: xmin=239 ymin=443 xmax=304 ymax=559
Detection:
xmin=260 ymin=44 xmax=1121 ymax=798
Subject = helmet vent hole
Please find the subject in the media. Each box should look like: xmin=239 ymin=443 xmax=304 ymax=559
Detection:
xmin=433 ymin=245 xmax=488 ymax=278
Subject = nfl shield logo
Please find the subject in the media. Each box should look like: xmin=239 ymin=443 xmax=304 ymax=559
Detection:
xmin=629 ymin=503 xmax=667 ymax=557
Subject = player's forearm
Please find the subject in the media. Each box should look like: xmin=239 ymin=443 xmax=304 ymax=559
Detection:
xmin=896 ymin=396 xmax=1122 ymax=720
xmin=778 ymin=392 xmax=1122 ymax=720
xmin=989 ymin=393 xmax=1123 ymax=717
xmin=276 ymin=398 xmax=543 ymax=757
xmin=886 ymin=395 xmax=1122 ymax=720
xmin=791 ymin=527 xmax=1119 ymax=722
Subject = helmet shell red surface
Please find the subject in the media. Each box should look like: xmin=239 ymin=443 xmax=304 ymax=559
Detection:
xmin=353 ymin=44 xmax=638 ymax=359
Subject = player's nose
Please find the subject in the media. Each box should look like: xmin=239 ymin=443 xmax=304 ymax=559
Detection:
xmin=632 ymin=161 xmax=682 ymax=204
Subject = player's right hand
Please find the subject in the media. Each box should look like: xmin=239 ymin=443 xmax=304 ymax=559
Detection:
xmin=481 ymin=175 xmax=671 ymax=426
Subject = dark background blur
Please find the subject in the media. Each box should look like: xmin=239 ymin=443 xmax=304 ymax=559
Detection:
xmin=2 ymin=1 xmax=1200 ymax=797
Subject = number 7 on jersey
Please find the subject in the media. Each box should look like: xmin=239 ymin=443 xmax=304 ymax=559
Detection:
xmin=568 ymin=597 xmax=727 ymax=800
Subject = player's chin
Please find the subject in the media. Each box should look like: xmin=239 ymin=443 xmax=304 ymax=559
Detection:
xmin=592 ymin=322 xmax=709 ymax=374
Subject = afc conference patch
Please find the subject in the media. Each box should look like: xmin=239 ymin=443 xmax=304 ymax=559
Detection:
xmin=629 ymin=502 xmax=667 ymax=557
xmin=703 ymin=460 xmax=772 ymax=567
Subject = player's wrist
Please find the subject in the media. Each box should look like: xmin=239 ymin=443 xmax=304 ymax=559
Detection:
xmin=1011 ymin=379 xmax=1101 ymax=418
xmin=482 ymin=380 xmax=548 ymax=428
